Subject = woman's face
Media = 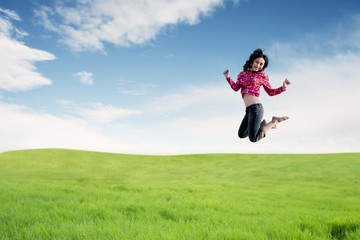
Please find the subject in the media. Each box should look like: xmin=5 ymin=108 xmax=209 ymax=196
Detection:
xmin=251 ymin=57 xmax=265 ymax=72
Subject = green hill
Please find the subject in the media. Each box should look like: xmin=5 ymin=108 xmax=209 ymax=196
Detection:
xmin=0 ymin=149 xmax=359 ymax=239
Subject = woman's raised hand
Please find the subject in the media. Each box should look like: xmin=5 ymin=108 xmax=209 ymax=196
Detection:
xmin=223 ymin=69 xmax=230 ymax=78
xmin=283 ymin=78 xmax=291 ymax=89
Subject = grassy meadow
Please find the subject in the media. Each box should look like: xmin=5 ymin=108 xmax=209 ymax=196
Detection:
xmin=0 ymin=149 xmax=359 ymax=239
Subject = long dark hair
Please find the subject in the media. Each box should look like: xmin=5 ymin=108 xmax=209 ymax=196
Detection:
xmin=243 ymin=48 xmax=269 ymax=71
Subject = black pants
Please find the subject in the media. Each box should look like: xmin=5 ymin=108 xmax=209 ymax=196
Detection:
xmin=238 ymin=103 xmax=265 ymax=142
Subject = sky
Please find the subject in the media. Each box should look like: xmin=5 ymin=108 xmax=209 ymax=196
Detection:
xmin=0 ymin=0 xmax=359 ymax=155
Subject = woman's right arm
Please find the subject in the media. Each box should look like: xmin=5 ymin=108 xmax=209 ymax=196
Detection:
xmin=224 ymin=69 xmax=241 ymax=92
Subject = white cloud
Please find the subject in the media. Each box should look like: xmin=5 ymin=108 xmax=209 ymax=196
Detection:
xmin=0 ymin=9 xmax=56 ymax=92
xmin=59 ymin=101 xmax=142 ymax=123
xmin=0 ymin=8 xmax=21 ymax=21
xmin=268 ymin=53 xmax=360 ymax=135
xmin=57 ymin=99 xmax=72 ymax=105
xmin=0 ymin=100 xmax=146 ymax=154
xmin=35 ymin=0 xmax=231 ymax=52
xmin=73 ymin=71 xmax=94 ymax=85
xmin=148 ymin=84 xmax=235 ymax=114
xmin=331 ymin=14 xmax=360 ymax=51
xmin=268 ymin=13 xmax=360 ymax=66
xmin=76 ymin=103 xmax=142 ymax=123
xmin=117 ymin=80 xmax=157 ymax=95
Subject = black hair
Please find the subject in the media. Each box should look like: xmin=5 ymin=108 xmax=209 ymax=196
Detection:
xmin=243 ymin=48 xmax=269 ymax=71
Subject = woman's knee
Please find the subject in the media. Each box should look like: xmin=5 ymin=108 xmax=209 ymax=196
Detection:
xmin=249 ymin=130 xmax=265 ymax=143
xmin=238 ymin=132 xmax=248 ymax=139
xmin=249 ymin=136 xmax=258 ymax=143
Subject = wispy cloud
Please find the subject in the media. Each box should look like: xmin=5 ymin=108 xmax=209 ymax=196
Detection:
xmin=0 ymin=100 xmax=139 ymax=153
xmin=73 ymin=71 xmax=94 ymax=86
xmin=58 ymin=101 xmax=142 ymax=123
xmin=0 ymin=9 xmax=55 ymax=92
xmin=147 ymin=84 xmax=234 ymax=114
xmin=0 ymin=8 xmax=21 ymax=21
xmin=268 ymin=13 xmax=360 ymax=66
xmin=117 ymin=80 xmax=157 ymax=95
xmin=57 ymin=99 xmax=72 ymax=105
xmin=75 ymin=103 xmax=142 ymax=123
xmin=34 ymin=0 xmax=232 ymax=52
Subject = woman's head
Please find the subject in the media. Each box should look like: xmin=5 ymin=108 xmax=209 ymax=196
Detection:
xmin=243 ymin=48 xmax=268 ymax=72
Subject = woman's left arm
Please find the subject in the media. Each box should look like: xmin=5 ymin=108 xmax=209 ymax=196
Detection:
xmin=262 ymin=75 xmax=287 ymax=96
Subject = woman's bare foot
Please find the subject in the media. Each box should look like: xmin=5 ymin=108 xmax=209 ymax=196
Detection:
xmin=272 ymin=116 xmax=289 ymax=124
xmin=262 ymin=116 xmax=288 ymax=134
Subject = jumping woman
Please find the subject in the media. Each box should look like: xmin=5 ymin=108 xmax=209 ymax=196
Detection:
xmin=223 ymin=48 xmax=291 ymax=142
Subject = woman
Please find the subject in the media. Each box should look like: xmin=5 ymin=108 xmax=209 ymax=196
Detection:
xmin=223 ymin=48 xmax=291 ymax=142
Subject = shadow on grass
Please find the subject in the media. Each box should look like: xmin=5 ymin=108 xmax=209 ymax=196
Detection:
xmin=329 ymin=220 xmax=359 ymax=240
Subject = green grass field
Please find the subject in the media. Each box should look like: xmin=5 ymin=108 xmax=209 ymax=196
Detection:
xmin=0 ymin=149 xmax=359 ymax=239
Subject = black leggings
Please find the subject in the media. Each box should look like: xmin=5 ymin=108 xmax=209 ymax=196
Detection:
xmin=238 ymin=103 xmax=265 ymax=142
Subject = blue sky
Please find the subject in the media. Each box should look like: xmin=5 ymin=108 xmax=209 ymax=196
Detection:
xmin=0 ymin=0 xmax=359 ymax=154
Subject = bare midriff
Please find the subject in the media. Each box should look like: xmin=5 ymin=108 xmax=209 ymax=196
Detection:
xmin=243 ymin=93 xmax=260 ymax=107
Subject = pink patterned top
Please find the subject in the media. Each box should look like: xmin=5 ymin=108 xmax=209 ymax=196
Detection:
xmin=226 ymin=70 xmax=285 ymax=98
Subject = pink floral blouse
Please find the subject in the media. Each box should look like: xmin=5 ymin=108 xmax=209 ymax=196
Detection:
xmin=226 ymin=70 xmax=285 ymax=98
